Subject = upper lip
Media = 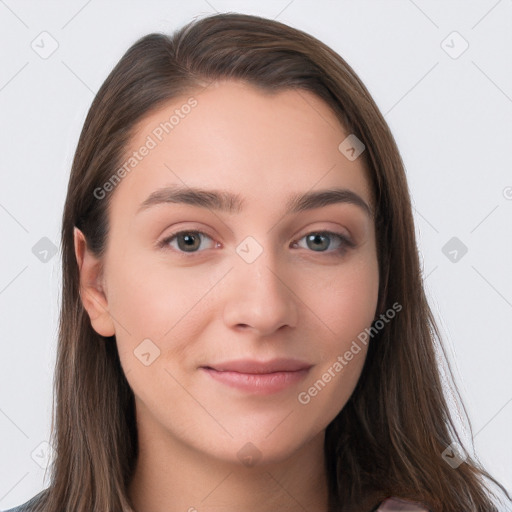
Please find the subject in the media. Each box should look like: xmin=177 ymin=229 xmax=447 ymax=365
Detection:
xmin=201 ymin=358 xmax=312 ymax=374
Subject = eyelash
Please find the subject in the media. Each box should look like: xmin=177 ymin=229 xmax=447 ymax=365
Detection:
xmin=157 ymin=229 xmax=356 ymax=257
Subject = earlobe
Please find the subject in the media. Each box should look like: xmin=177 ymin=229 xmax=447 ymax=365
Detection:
xmin=73 ymin=227 xmax=116 ymax=337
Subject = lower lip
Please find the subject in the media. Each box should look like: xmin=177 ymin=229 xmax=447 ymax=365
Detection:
xmin=201 ymin=367 xmax=311 ymax=394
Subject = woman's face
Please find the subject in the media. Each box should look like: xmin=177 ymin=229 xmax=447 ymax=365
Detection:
xmin=78 ymin=80 xmax=379 ymax=466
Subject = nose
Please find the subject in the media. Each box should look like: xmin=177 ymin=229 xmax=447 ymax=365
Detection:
xmin=222 ymin=245 xmax=299 ymax=337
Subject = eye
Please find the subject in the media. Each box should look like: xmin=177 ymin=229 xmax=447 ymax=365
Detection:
xmin=292 ymin=231 xmax=355 ymax=255
xmin=158 ymin=229 xmax=355 ymax=256
xmin=159 ymin=230 xmax=217 ymax=253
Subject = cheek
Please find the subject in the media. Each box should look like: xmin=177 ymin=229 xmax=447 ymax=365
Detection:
xmin=105 ymin=250 xmax=205 ymax=331
xmin=315 ymin=253 xmax=380 ymax=343
xmin=298 ymin=254 xmax=378 ymax=412
xmin=104 ymin=250 xmax=224 ymax=369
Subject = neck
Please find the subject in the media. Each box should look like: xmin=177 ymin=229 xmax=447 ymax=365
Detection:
xmin=128 ymin=407 xmax=330 ymax=512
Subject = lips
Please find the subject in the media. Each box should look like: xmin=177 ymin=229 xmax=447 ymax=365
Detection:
xmin=201 ymin=358 xmax=312 ymax=374
xmin=200 ymin=358 xmax=312 ymax=394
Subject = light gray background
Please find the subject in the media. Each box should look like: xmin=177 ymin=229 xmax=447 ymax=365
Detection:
xmin=1 ymin=0 xmax=511 ymax=508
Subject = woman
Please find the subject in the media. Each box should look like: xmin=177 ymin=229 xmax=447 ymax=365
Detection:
xmin=4 ymin=12 xmax=510 ymax=512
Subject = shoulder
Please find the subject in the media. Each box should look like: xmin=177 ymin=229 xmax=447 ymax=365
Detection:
xmin=2 ymin=489 xmax=47 ymax=512
xmin=375 ymin=496 xmax=431 ymax=511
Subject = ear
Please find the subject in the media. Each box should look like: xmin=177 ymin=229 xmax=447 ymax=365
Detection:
xmin=74 ymin=227 xmax=116 ymax=337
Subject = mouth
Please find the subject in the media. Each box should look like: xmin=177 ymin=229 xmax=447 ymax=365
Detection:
xmin=199 ymin=358 xmax=312 ymax=395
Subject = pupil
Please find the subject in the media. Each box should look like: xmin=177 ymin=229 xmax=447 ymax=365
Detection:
xmin=308 ymin=233 xmax=328 ymax=251
xmin=180 ymin=233 xmax=199 ymax=251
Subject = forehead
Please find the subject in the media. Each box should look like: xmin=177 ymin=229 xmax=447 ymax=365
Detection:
xmin=110 ymin=80 xmax=373 ymax=216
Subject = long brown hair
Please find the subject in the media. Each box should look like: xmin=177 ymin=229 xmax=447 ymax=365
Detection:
xmin=33 ymin=12 xmax=510 ymax=512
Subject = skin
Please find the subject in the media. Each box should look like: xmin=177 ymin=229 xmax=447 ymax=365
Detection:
xmin=75 ymin=80 xmax=379 ymax=512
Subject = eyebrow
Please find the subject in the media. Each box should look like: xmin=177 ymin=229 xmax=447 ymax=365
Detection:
xmin=137 ymin=185 xmax=373 ymax=218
